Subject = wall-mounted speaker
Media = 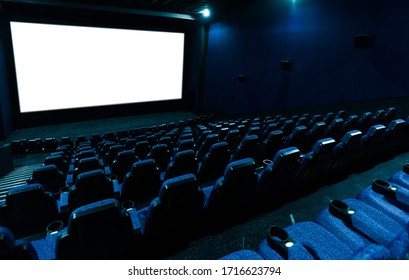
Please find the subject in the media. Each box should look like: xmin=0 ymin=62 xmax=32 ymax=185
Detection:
xmin=237 ymin=75 xmax=248 ymax=83
xmin=280 ymin=60 xmax=292 ymax=71
xmin=354 ymin=34 xmax=373 ymax=49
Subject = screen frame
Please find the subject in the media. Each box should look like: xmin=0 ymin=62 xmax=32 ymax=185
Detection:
xmin=1 ymin=1 xmax=198 ymax=129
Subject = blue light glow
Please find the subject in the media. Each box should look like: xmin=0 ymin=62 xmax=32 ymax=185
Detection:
xmin=201 ymin=8 xmax=211 ymax=18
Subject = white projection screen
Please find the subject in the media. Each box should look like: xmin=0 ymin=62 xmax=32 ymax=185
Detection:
xmin=10 ymin=21 xmax=185 ymax=113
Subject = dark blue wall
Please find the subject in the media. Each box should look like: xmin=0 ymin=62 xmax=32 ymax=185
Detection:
xmin=204 ymin=0 xmax=409 ymax=115
xmin=0 ymin=19 xmax=13 ymax=140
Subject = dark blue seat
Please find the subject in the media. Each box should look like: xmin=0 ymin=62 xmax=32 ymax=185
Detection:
xmin=133 ymin=141 xmax=151 ymax=160
xmin=283 ymin=126 xmax=308 ymax=152
xmin=135 ymin=174 xmax=204 ymax=250
xmin=382 ymin=119 xmax=407 ymax=156
xmin=260 ymin=123 xmax=279 ymax=141
xmin=197 ymin=142 xmax=230 ymax=184
xmin=223 ymin=129 xmax=242 ymax=152
xmin=330 ymin=130 xmax=363 ymax=173
xmin=72 ymin=156 xmax=105 ymax=183
xmin=315 ymin=199 xmax=409 ymax=259
xmin=55 ymin=199 xmax=135 ymax=259
xmin=103 ymin=145 xmax=124 ymax=167
xmin=173 ymin=139 xmax=195 ymax=155
xmin=121 ymin=159 xmax=161 ymax=207
xmin=44 ymin=155 xmax=69 ymax=176
xmin=203 ymin=158 xmax=258 ymax=214
xmin=357 ymin=124 xmax=386 ymax=162
xmin=0 ymin=226 xmax=38 ymax=260
xmin=280 ymin=120 xmax=295 ymax=136
xmin=43 ymin=138 xmax=59 ymax=152
xmin=231 ymin=135 xmax=259 ymax=162
xmin=305 ymin=121 xmax=327 ymax=151
xmin=196 ymin=134 xmax=219 ymax=160
xmin=259 ymin=222 xmax=355 ymax=260
xmin=256 ymin=130 xmax=284 ymax=162
xmin=341 ymin=115 xmax=359 ymax=135
xmin=357 ymin=179 xmax=409 ymax=227
xmin=164 ymin=149 xmax=198 ymax=180
xmin=30 ymin=165 xmax=66 ymax=195
xmin=66 ymin=170 xmax=115 ymax=213
xmin=146 ymin=144 xmax=171 ymax=172
xmin=111 ymin=150 xmax=139 ymax=183
xmin=0 ymin=184 xmax=59 ymax=239
xmin=389 ymin=163 xmax=409 ymax=190
xmin=356 ymin=112 xmax=373 ymax=133
xmin=258 ymin=147 xmax=302 ymax=200
xmin=325 ymin=118 xmax=344 ymax=141
xmin=124 ymin=138 xmax=137 ymax=150
xmin=297 ymin=138 xmax=336 ymax=187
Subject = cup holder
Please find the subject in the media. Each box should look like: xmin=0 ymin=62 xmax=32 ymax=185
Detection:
xmin=46 ymin=220 xmax=64 ymax=236
xmin=121 ymin=200 xmax=135 ymax=210
xmin=372 ymin=179 xmax=397 ymax=198
xmin=267 ymin=226 xmax=295 ymax=259
xmin=329 ymin=200 xmax=355 ymax=224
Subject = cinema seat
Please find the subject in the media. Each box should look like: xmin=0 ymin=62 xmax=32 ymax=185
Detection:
xmin=256 ymin=130 xmax=284 ymax=162
xmin=203 ymin=158 xmax=258 ymax=215
xmin=164 ymin=149 xmax=198 ymax=180
xmin=325 ymin=118 xmax=344 ymax=141
xmin=330 ymin=130 xmax=363 ymax=173
xmin=55 ymin=199 xmax=135 ymax=259
xmin=72 ymin=156 xmax=105 ymax=184
xmin=305 ymin=122 xmax=327 ymax=150
xmin=196 ymin=134 xmax=219 ymax=160
xmin=133 ymin=141 xmax=151 ymax=160
xmin=29 ymin=165 xmax=67 ymax=195
xmin=315 ymin=199 xmax=409 ymax=259
xmin=297 ymin=138 xmax=336 ymax=187
xmin=0 ymin=184 xmax=59 ymax=239
xmin=283 ymin=126 xmax=307 ymax=152
xmin=197 ymin=142 xmax=230 ymax=184
xmin=389 ymin=163 xmax=409 ymax=190
xmin=111 ymin=150 xmax=139 ymax=183
xmin=357 ymin=124 xmax=386 ymax=163
xmin=357 ymin=179 xmax=409 ymax=226
xmin=0 ymin=226 xmax=38 ymax=260
xmin=121 ymin=159 xmax=161 ymax=207
xmin=231 ymin=135 xmax=259 ymax=162
xmin=258 ymin=147 xmax=302 ymax=201
xmin=147 ymin=144 xmax=171 ymax=172
xmin=223 ymin=129 xmax=242 ymax=152
xmin=259 ymin=222 xmax=353 ymax=260
xmin=135 ymin=174 xmax=204 ymax=251
xmin=64 ymin=170 xmax=115 ymax=213
xmin=44 ymin=154 xmax=69 ymax=176
xmin=103 ymin=144 xmax=124 ymax=167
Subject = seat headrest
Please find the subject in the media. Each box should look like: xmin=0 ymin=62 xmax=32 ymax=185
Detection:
xmin=33 ymin=165 xmax=59 ymax=179
xmin=75 ymin=169 xmax=107 ymax=189
xmin=68 ymin=199 xmax=124 ymax=238
xmin=6 ymin=184 xmax=46 ymax=206
xmin=159 ymin=174 xmax=201 ymax=209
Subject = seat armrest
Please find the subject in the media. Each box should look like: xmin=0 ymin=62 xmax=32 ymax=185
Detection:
xmin=58 ymin=192 xmax=69 ymax=213
xmin=112 ymin=179 xmax=121 ymax=198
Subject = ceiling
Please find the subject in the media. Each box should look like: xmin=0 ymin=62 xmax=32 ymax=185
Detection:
xmin=64 ymin=0 xmax=264 ymax=18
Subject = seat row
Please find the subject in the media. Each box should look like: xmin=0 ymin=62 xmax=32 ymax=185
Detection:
xmin=2 ymin=112 xmax=408 ymax=243
xmin=221 ymin=163 xmax=409 ymax=260
xmin=2 ymin=162 xmax=409 ymax=260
